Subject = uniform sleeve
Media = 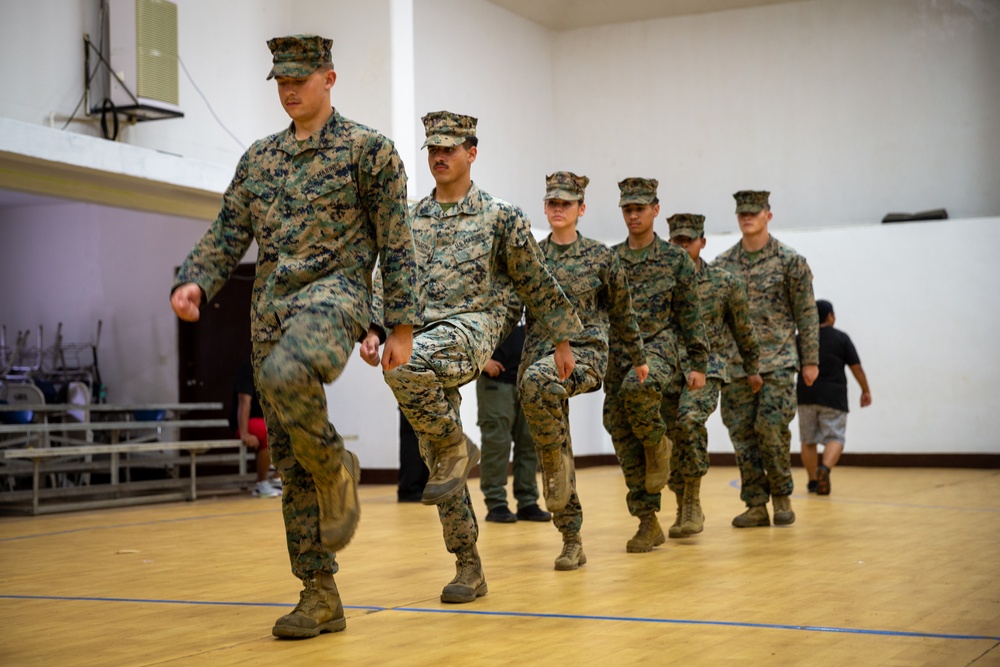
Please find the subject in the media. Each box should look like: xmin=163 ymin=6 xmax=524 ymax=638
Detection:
xmin=725 ymin=275 xmax=760 ymax=376
xmin=173 ymin=151 xmax=256 ymax=300
xmin=368 ymin=266 xmax=387 ymax=344
xmin=499 ymin=210 xmax=583 ymax=343
xmin=673 ymin=254 xmax=710 ymax=373
xmin=604 ymin=251 xmax=646 ymax=368
xmin=788 ymin=255 xmax=819 ymax=366
xmin=357 ymin=134 xmax=422 ymax=330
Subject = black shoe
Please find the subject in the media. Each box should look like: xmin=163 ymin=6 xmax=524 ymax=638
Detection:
xmin=516 ymin=503 xmax=552 ymax=522
xmin=398 ymin=494 xmax=423 ymax=503
xmin=816 ymin=465 xmax=831 ymax=495
xmin=485 ymin=505 xmax=517 ymax=523
xmin=807 ymin=480 xmax=818 ymax=493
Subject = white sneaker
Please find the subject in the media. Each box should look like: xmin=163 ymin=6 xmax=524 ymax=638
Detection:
xmin=267 ymin=467 xmax=283 ymax=490
xmin=253 ymin=480 xmax=281 ymax=498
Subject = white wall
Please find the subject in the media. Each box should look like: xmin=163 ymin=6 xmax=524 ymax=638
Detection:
xmin=2 ymin=0 xmax=998 ymax=467
xmin=550 ymin=0 xmax=1000 ymax=241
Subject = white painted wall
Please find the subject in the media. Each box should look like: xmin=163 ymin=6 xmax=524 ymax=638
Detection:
xmin=550 ymin=0 xmax=1000 ymax=240
xmin=1 ymin=0 xmax=998 ymax=468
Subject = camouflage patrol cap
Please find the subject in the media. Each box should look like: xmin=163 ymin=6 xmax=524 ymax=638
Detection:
xmin=733 ymin=190 xmax=771 ymax=214
xmin=667 ymin=213 xmax=706 ymax=239
xmin=618 ymin=178 xmax=658 ymax=207
xmin=266 ymin=35 xmax=333 ymax=80
xmin=544 ymin=171 xmax=590 ymax=202
xmin=421 ymin=111 xmax=478 ymax=148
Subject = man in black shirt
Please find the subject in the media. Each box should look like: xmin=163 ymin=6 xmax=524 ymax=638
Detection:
xmin=796 ymin=300 xmax=872 ymax=495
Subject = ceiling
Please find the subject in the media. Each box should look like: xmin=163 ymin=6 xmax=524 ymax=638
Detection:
xmin=485 ymin=0 xmax=804 ymax=30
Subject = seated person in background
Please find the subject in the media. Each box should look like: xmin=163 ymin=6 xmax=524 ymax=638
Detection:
xmin=232 ymin=360 xmax=281 ymax=498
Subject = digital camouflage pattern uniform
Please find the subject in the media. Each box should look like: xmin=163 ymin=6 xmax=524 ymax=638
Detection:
xmin=604 ymin=179 xmax=709 ymax=522
xmin=383 ymin=114 xmax=583 ymax=569
xmin=174 ymin=99 xmax=419 ymax=582
xmin=664 ymin=214 xmax=760 ymax=495
xmin=518 ymin=172 xmax=646 ymax=545
xmin=713 ymin=191 xmax=819 ymax=510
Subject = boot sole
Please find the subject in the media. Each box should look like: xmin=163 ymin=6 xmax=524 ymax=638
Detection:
xmin=272 ymin=617 xmax=347 ymax=638
xmin=440 ymin=581 xmax=488 ymax=604
xmin=422 ymin=440 xmax=480 ymax=505
xmin=319 ymin=450 xmax=361 ymax=553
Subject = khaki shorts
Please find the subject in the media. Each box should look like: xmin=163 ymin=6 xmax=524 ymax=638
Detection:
xmin=798 ymin=404 xmax=847 ymax=446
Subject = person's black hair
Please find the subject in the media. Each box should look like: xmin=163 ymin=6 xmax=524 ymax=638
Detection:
xmin=463 ymin=137 xmax=479 ymax=149
xmin=816 ymin=299 xmax=834 ymax=322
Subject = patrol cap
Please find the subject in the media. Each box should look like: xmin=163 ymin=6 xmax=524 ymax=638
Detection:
xmin=421 ymin=111 xmax=478 ymax=149
xmin=544 ymin=171 xmax=590 ymax=202
xmin=266 ymin=35 xmax=333 ymax=80
xmin=618 ymin=178 xmax=658 ymax=207
xmin=733 ymin=190 xmax=771 ymax=214
xmin=667 ymin=213 xmax=705 ymax=239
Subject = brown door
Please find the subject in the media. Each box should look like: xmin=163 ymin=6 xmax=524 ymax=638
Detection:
xmin=176 ymin=263 xmax=255 ymax=440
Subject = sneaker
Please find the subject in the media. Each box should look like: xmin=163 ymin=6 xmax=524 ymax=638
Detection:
xmin=485 ymin=505 xmax=517 ymax=523
xmin=516 ymin=503 xmax=552 ymax=522
xmin=807 ymin=480 xmax=818 ymax=493
xmin=268 ymin=467 xmax=283 ymax=490
xmin=252 ymin=480 xmax=281 ymax=498
xmin=816 ymin=465 xmax=831 ymax=495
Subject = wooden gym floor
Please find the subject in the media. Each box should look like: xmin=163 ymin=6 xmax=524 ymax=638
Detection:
xmin=1 ymin=465 xmax=998 ymax=666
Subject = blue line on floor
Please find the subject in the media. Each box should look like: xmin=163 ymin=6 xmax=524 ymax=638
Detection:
xmin=2 ymin=594 xmax=997 ymax=642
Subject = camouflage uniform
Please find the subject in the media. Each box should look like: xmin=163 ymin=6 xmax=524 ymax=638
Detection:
xmin=174 ymin=97 xmax=419 ymax=581
xmin=383 ymin=114 xmax=583 ymax=563
xmin=663 ymin=214 xmax=760 ymax=494
xmin=519 ymin=173 xmax=646 ymax=541
xmin=713 ymin=191 xmax=819 ymax=509
xmin=604 ymin=179 xmax=709 ymax=521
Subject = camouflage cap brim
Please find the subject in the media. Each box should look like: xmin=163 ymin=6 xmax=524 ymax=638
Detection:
xmin=421 ymin=134 xmax=467 ymax=149
xmin=619 ymin=193 xmax=656 ymax=207
xmin=544 ymin=188 xmax=584 ymax=202
xmin=669 ymin=226 xmax=701 ymax=239
xmin=735 ymin=203 xmax=765 ymax=214
xmin=266 ymin=61 xmax=321 ymax=80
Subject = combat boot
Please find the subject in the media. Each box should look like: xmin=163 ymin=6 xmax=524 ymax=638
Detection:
xmin=554 ymin=532 xmax=586 ymax=571
xmin=731 ymin=504 xmax=770 ymax=528
xmin=772 ymin=495 xmax=795 ymax=525
xmin=538 ymin=446 xmax=571 ymax=512
xmin=422 ymin=431 xmax=479 ymax=505
xmin=317 ymin=449 xmax=361 ymax=553
xmin=626 ymin=513 xmax=666 ymax=553
xmin=680 ymin=477 xmax=705 ymax=536
xmin=441 ymin=545 xmax=488 ymax=603
xmin=272 ymin=572 xmax=346 ymax=638
xmin=667 ymin=491 xmax=684 ymax=538
xmin=644 ymin=434 xmax=671 ymax=494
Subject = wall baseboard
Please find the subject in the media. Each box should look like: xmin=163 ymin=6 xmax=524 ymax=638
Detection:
xmin=359 ymin=452 xmax=1000 ymax=485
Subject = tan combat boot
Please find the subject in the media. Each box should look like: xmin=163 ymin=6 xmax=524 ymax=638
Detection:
xmin=772 ymin=495 xmax=795 ymax=525
xmin=554 ymin=532 xmax=587 ymax=571
xmin=731 ymin=504 xmax=770 ymax=528
xmin=626 ymin=513 xmax=666 ymax=553
xmin=667 ymin=491 xmax=684 ymax=538
xmin=441 ymin=545 xmax=488 ymax=603
xmin=644 ymin=434 xmax=672 ymax=494
xmin=422 ymin=431 xmax=479 ymax=505
xmin=317 ymin=449 xmax=361 ymax=553
xmin=680 ymin=477 xmax=705 ymax=536
xmin=272 ymin=572 xmax=346 ymax=638
xmin=538 ymin=447 xmax=571 ymax=512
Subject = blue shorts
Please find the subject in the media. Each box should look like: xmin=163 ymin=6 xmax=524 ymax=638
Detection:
xmin=798 ymin=404 xmax=847 ymax=446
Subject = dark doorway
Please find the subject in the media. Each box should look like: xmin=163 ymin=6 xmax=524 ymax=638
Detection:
xmin=176 ymin=263 xmax=255 ymax=440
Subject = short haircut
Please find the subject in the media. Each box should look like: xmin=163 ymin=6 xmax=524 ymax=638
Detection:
xmin=816 ymin=299 xmax=834 ymax=322
xmin=463 ymin=137 xmax=479 ymax=149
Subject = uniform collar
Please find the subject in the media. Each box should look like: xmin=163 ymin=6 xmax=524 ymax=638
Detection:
xmin=415 ymin=182 xmax=485 ymax=218
xmin=276 ymin=108 xmax=344 ymax=156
